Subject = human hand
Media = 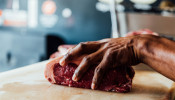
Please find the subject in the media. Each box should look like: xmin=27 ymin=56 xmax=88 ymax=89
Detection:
xmin=59 ymin=36 xmax=140 ymax=89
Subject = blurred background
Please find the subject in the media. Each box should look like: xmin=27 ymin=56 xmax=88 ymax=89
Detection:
xmin=0 ymin=0 xmax=175 ymax=72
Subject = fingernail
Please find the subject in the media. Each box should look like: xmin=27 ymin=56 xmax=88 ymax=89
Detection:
xmin=91 ymin=83 xmax=95 ymax=90
xmin=72 ymin=74 xmax=77 ymax=81
xmin=59 ymin=59 xmax=65 ymax=66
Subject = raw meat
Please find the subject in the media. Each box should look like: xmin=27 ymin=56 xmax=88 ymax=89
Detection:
xmin=50 ymin=45 xmax=74 ymax=59
xmin=45 ymin=45 xmax=135 ymax=93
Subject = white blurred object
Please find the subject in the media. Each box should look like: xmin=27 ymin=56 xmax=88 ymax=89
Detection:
xmin=0 ymin=16 xmax=3 ymax=26
xmin=99 ymin=0 xmax=123 ymax=4
xmin=130 ymin=0 xmax=157 ymax=5
xmin=62 ymin=8 xmax=72 ymax=18
xmin=96 ymin=2 xmax=109 ymax=13
xmin=109 ymin=0 xmax=120 ymax=38
xmin=134 ymin=4 xmax=152 ymax=10
xmin=40 ymin=14 xmax=58 ymax=28
xmin=96 ymin=2 xmax=125 ymax=12
xmin=12 ymin=0 xmax=19 ymax=11
xmin=28 ymin=0 xmax=38 ymax=28
xmin=161 ymin=11 xmax=175 ymax=17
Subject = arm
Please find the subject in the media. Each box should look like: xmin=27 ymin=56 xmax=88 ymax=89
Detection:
xmin=60 ymin=34 xmax=175 ymax=89
xmin=135 ymin=35 xmax=175 ymax=81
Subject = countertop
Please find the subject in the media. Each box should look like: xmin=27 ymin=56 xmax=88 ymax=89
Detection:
xmin=0 ymin=60 xmax=174 ymax=100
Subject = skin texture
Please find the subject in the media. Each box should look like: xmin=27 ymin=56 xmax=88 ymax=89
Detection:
xmin=60 ymin=34 xmax=175 ymax=90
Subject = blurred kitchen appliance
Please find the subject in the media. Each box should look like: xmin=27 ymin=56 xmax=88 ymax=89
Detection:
xmin=98 ymin=0 xmax=175 ymax=38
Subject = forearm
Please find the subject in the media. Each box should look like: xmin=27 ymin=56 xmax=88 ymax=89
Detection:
xmin=135 ymin=35 xmax=175 ymax=81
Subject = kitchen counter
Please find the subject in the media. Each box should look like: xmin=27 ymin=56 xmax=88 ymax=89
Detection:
xmin=0 ymin=60 xmax=174 ymax=100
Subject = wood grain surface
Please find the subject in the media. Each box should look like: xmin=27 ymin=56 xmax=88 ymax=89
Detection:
xmin=0 ymin=60 xmax=174 ymax=100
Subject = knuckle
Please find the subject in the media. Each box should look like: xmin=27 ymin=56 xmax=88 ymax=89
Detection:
xmin=78 ymin=42 xmax=86 ymax=49
xmin=95 ymin=67 xmax=103 ymax=74
xmin=75 ymin=64 xmax=86 ymax=76
xmin=64 ymin=53 xmax=72 ymax=60
xmin=93 ymin=67 xmax=104 ymax=84
xmin=107 ymin=48 xmax=113 ymax=52
xmin=65 ymin=53 xmax=69 ymax=57
xmin=104 ymin=43 xmax=110 ymax=48
xmin=84 ymin=56 xmax=91 ymax=63
xmin=106 ymin=48 xmax=113 ymax=56
xmin=74 ymin=67 xmax=84 ymax=78
xmin=105 ymin=42 xmax=113 ymax=47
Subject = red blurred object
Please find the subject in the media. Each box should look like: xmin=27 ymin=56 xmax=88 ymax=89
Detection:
xmin=50 ymin=45 xmax=74 ymax=59
xmin=0 ymin=10 xmax=2 ymax=16
xmin=126 ymin=29 xmax=158 ymax=37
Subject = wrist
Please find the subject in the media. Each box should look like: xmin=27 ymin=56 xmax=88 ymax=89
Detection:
xmin=132 ymin=34 xmax=158 ymax=63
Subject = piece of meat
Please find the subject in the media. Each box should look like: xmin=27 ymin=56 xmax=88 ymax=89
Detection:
xmin=45 ymin=45 xmax=135 ymax=93
xmin=50 ymin=52 xmax=61 ymax=59
xmin=126 ymin=29 xmax=158 ymax=37
xmin=50 ymin=45 xmax=75 ymax=59
xmin=45 ymin=57 xmax=134 ymax=92
xmin=57 ymin=45 xmax=75 ymax=52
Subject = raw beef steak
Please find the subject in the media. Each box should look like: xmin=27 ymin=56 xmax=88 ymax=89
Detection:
xmin=45 ymin=45 xmax=135 ymax=93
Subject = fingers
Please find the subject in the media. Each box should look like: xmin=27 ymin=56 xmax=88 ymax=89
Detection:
xmin=91 ymin=47 xmax=116 ymax=90
xmin=60 ymin=41 xmax=100 ymax=66
xmin=72 ymin=49 xmax=103 ymax=81
xmin=91 ymin=60 xmax=108 ymax=90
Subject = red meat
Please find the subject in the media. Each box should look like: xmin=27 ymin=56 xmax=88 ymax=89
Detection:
xmin=45 ymin=45 xmax=135 ymax=93
xmin=50 ymin=45 xmax=75 ymax=59
xmin=45 ymin=60 xmax=134 ymax=92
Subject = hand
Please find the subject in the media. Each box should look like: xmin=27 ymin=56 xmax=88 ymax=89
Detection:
xmin=59 ymin=36 xmax=141 ymax=89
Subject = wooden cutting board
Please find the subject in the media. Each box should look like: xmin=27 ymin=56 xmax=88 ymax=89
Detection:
xmin=0 ymin=60 xmax=174 ymax=100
